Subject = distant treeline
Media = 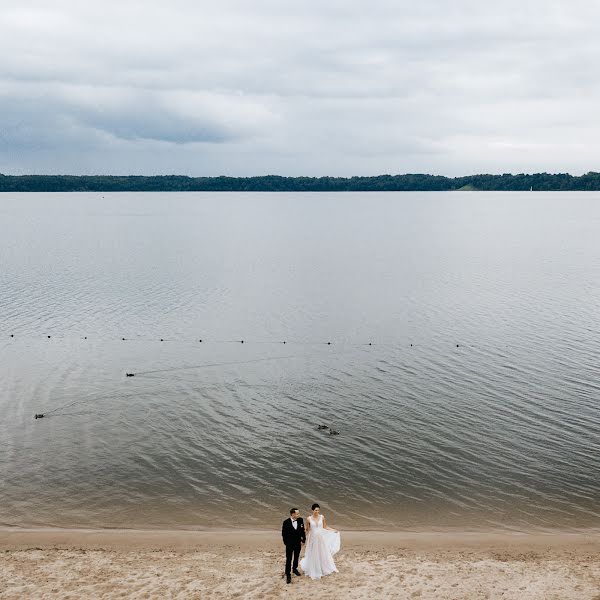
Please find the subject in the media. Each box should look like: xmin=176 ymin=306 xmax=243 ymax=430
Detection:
xmin=2 ymin=172 xmax=600 ymax=192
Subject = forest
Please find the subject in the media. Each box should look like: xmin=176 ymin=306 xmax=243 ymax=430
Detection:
xmin=2 ymin=172 xmax=600 ymax=191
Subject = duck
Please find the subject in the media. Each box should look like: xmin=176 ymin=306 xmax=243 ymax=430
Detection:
xmin=317 ymin=425 xmax=329 ymax=430
xmin=329 ymin=429 xmax=340 ymax=435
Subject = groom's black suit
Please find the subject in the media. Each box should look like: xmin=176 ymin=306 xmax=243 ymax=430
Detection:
xmin=282 ymin=516 xmax=305 ymax=577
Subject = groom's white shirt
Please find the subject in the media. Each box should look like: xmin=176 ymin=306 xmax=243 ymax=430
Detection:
xmin=291 ymin=518 xmax=298 ymax=530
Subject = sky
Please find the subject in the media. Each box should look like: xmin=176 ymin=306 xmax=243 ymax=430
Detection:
xmin=1 ymin=0 xmax=599 ymax=176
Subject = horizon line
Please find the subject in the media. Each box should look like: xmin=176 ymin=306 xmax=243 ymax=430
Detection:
xmin=2 ymin=171 xmax=600 ymax=178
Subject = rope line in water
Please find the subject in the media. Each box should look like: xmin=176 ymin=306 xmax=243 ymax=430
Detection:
xmin=38 ymin=386 xmax=185 ymax=418
xmin=14 ymin=330 xmax=467 ymax=420
xmin=126 ymin=342 xmax=378 ymax=377
xmin=32 ymin=346 xmax=361 ymax=419
xmin=130 ymin=353 xmax=317 ymax=376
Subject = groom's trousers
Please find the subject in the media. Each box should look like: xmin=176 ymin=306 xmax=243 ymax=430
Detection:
xmin=285 ymin=543 xmax=301 ymax=575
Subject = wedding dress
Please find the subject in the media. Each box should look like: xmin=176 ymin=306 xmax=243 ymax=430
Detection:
xmin=299 ymin=514 xmax=340 ymax=580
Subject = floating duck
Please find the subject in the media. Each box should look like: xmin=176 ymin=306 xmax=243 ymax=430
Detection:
xmin=329 ymin=429 xmax=340 ymax=435
xmin=34 ymin=413 xmax=45 ymax=419
xmin=317 ymin=425 xmax=329 ymax=430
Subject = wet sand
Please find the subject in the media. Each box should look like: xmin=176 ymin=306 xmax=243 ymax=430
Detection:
xmin=1 ymin=528 xmax=599 ymax=599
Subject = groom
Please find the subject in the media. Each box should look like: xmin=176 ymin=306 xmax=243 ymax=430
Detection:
xmin=282 ymin=508 xmax=305 ymax=584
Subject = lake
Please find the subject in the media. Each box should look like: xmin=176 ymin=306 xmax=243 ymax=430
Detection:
xmin=1 ymin=191 xmax=599 ymax=531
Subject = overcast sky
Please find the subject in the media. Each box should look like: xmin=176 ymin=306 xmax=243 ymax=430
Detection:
xmin=1 ymin=0 xmax=599 ymax=176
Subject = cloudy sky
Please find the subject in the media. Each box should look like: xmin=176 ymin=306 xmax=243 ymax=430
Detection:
xmin=1 ymin=0 xmax=599 ymax=176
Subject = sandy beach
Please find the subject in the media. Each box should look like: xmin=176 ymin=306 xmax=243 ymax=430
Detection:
xmin=1 ymin=528 xmax=599 ymax=599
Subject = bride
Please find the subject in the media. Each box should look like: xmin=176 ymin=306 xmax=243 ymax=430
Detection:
xmin=300 ymin=503 xmax=340 ymax=580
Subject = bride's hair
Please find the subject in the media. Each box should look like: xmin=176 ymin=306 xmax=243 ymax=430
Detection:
xmin=311 ymin=503 xmax=320 ymax=510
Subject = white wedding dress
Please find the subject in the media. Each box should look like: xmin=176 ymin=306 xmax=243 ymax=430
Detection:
xmin=299 ymin=514 xmax=340 ymax=580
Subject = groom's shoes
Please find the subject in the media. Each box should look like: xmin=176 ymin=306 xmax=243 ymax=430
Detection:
xmin=293 ymin=569 xmax=302 ymax=577
xmin=286 ymin=574 xmax=292 ymax=584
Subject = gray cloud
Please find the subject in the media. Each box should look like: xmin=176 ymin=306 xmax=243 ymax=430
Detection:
xmin=1 ymin=0 xmax=600 ymax=175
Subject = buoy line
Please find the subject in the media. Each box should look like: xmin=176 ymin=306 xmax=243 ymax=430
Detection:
xmin=4 ymin=333 xmax=383 ymax=346
xmin=3 ymin=333 xmax=470 ymax=348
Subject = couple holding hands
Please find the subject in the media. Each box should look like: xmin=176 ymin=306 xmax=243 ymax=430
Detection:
xmin=281 ymin=503 xmax=341 ymax=584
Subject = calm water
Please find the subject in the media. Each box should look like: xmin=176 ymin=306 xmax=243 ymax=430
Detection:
xmin=1 ymin=192 xmax=600 ymax=531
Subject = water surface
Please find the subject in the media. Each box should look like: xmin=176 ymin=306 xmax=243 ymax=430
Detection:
xmin=1 ymin=192 xmax=599 ymax=531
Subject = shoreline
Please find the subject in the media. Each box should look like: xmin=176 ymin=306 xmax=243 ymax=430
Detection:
xmin=1 ymin=526 xmax=600 ymax=551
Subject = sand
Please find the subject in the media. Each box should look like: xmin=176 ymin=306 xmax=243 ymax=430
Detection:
xmin=1 ymin=528 xmax=599 ymax=599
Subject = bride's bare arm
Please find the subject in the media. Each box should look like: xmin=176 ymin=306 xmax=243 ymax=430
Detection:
xmin=305 ymin=517 xmax=311 ymax=533
xmin=322 ymin=516 xmax=338 ymax=533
